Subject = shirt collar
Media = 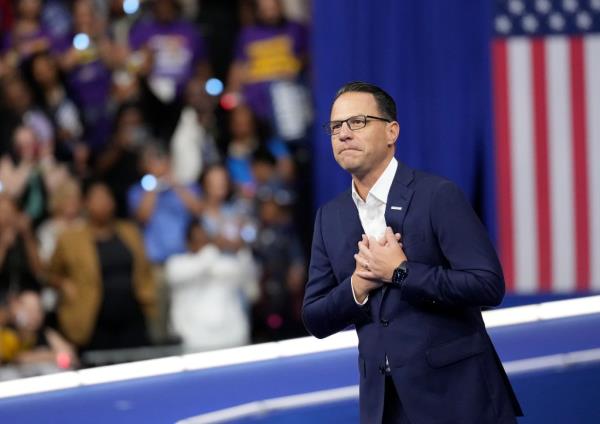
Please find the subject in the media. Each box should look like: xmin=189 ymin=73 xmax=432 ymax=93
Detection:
xmin=351 ymin=157 xmax=398 ymax=205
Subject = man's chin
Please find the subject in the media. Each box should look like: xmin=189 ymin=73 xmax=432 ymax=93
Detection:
xmin=336 ymin=159 xmax=363 ymax=175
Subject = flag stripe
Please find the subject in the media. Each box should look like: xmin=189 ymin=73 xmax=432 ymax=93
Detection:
xmin=508 ymin=38 xmax=538 ymax=292
xmin=531 ymin=39 xmax=553 ymax=292
xmin=568 ymin=37 xmax=591 ymax=291
xmin=492 ymin=40 xmax=515 ymax=292
xmin=585 ymin=35 xmax=600 ymax=291
xmin=546 ymin=37 xmax=576 ymax=292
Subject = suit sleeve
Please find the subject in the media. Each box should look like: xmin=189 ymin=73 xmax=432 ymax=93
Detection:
xmin=400 ymin=181 xmax=505 ymax=308
xmin=302 ymin=207 xmax=369 ymax=339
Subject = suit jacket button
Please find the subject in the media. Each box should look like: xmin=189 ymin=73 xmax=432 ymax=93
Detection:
xmin=380 ymin=319 xmax=389 ymax=327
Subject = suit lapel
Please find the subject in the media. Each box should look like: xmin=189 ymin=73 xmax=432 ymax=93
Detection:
xmin=381 ymin=162 xmax=415 ymax=301
xmin=384 ymin=162 xmax=415 ymax=236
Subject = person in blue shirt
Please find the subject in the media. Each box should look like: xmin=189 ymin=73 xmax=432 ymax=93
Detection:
xmin=128 ymin=142 xmax=203 ymax=264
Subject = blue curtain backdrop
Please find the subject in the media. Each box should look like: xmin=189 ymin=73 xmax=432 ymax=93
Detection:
xmin=310 ymin=0 xmax=497 ymax=244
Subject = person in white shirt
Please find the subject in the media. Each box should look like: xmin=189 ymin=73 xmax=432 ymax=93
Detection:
xmin=165 ymin=220 xmax=259 ymax=353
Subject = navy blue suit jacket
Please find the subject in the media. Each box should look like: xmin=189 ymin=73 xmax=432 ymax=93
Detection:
xmin=302 ymin=162 xmax=523 ymax=423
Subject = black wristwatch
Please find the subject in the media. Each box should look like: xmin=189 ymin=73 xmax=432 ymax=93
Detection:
xmin=391 ymin=261 xmax=408 ymax=287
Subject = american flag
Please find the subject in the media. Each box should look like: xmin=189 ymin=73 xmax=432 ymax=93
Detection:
xmin=491 ymin=0 xmax=600 ymax=293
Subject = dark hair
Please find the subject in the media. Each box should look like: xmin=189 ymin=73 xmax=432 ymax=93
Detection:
xmin=198 ymin=163 xmax=234 ymax=201
xmin=81 ymin=177 xmax=113 ymax=199
xmin=21 ymin=51 xmax=68 ymax=110
xmin=251 ymin=147 xmax=277 ymax=166
xmin=333 ymin=81 xmax=397 ymax=121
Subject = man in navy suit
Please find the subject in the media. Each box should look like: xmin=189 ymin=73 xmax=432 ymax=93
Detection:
xmin=302 ymin=82 xmax=522 ymax=423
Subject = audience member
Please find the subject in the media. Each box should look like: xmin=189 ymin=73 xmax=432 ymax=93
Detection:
xmin=129 ymin=0 xmax=210 ymax=141
xmin=199 ymin=163 xmax=256 ymax=253
xmin=48 ymin=180 xmax=156 ymax=352
xmin=128 ymin=142 xmax=203 ymax=264
xmin=227 ymin=0 xmax=308 ymax=123
xmin=165 ymin=219 xmax=258 ymax=352
xmin=56 ymin=0 xmax=126 ymax=151
xmin=0 ymin=290 xmax=77 ymax=368
xmin=24 ymin=51 xmax=84 ymax=163
xmin=252 ymin=195 xmax=305 ymax=341
xmin=170 ymin=77 xmax=220 ymax=185
xmin=226 ymin=104 xmax=294 ymax=197
xmin=36 ymin=177 xmax=82 ymax=264
xmin=0 ymin=74 xmax=54 ymax=154
xmin=0 ymin=194 xmax=42 ymax=301
xmin=0 ymin=125 xmax=68 ymax=225
xmin=95 ymin=102 xmax=148 ymax=217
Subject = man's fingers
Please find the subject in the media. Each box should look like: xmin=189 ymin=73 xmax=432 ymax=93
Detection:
xmin=361 ymin=234 xmax=369 ymax=247
xmin=354 ymin=253 xmax=370 ymax=269
xmin=357 ymin=242 xmax=372 ymax=258
xmin=385 ymin=227 xmax=396 ymax=243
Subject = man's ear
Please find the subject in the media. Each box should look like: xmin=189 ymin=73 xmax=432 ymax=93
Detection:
xmin=387 ymin=121 xmax=400 ymax=146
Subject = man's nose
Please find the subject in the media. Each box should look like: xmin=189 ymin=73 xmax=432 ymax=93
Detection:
xmin=338 ymin=121 xmax=353 ymax=140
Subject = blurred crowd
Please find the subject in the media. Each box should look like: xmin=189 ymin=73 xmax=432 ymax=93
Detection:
xmin=0 ymin=0 xmax=312 ymax=376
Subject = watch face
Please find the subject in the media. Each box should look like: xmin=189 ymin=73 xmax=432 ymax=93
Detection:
xmin=393 ymin=266 xmax=408 ymax=285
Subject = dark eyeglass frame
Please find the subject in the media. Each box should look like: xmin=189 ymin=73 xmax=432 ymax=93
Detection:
xmin=323 ymin=114 xmax=391 ymax=135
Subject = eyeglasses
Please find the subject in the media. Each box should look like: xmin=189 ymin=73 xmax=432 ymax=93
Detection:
xmin=323 ymin=114 xmax=391 ymax=135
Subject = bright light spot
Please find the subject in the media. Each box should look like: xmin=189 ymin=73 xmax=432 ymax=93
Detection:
xmin=141 ymin=174 xmax=157 ymax=192
xmin=73 ymin=33 xmax=90 ymax=50
xmin=205 ymin=78 xmax=224 ymax=96
xmin=123 ymin=0 xmax=140 ymax=15
xmin=240 ymin=224 xmax=257 ymax=243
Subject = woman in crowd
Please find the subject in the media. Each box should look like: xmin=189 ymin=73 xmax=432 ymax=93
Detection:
xmin=25 ymin=51 xmax=85 ymax=165
xmin=36 ymin=177 xmax=83 ymax=265
xmin=226 ymin=104 xmax=294 ymax=197
xmin=0 ymin=125 xmax=68 ymax=226
xmin=199 ymin=163 xmax=256 ymax=252
xmin=48 ymin=180 xmax=156 ymax=352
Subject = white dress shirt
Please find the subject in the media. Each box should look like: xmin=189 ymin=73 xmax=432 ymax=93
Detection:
xmin=350 ymin=157 xmax=398 ymax=305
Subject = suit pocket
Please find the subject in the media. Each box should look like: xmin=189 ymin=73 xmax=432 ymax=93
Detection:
xmin=425 ymin=332 xmax=487 ymax=368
